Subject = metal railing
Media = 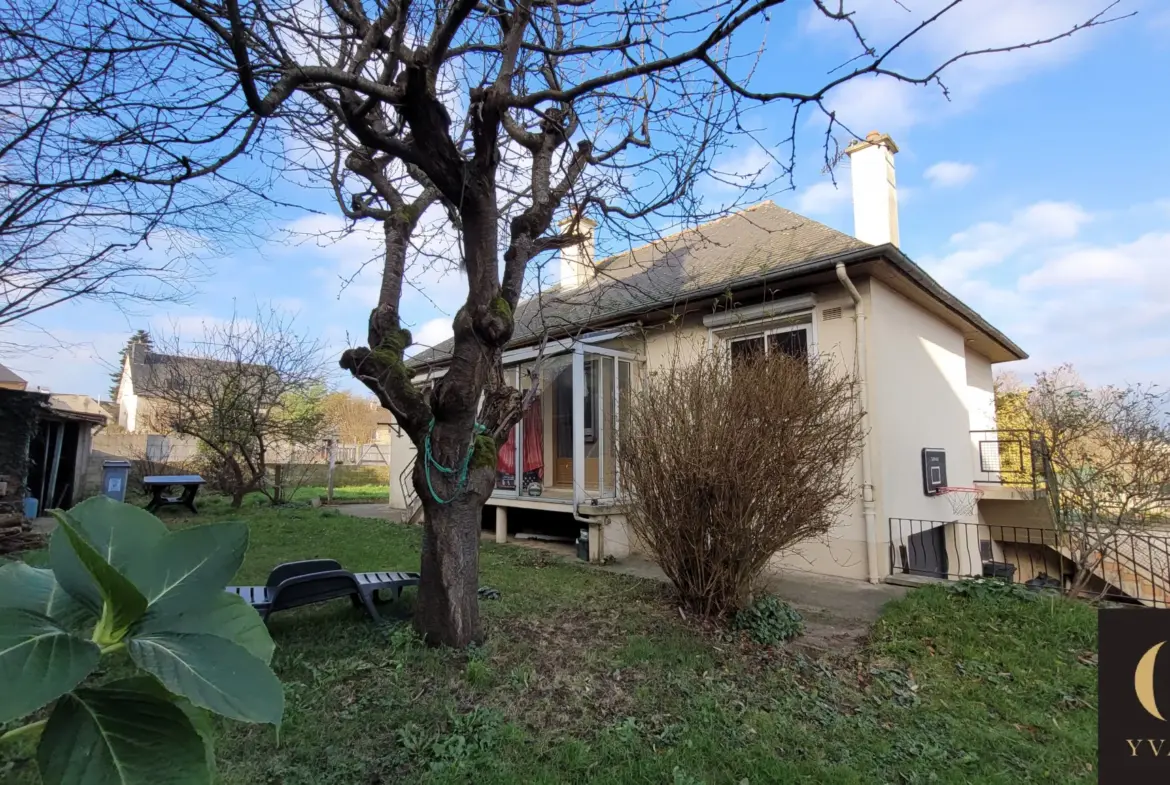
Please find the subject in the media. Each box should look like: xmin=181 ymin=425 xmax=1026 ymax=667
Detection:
xmin=970 ymin=429 xmax=1050 ymax=491
xmin=889 ymin=516 xmax=1170 ymax=607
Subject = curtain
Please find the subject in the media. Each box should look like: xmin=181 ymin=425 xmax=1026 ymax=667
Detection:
xmin=496 ymin=398 xmax=545 ymax=487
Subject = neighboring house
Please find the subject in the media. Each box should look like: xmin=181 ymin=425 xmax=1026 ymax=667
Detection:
xmin=114 ymin=344 xmax=275 ymax=433
xmin=0 ymin=362 xmax=27 ymax=391
xmin=397 ymin=131 xmax=1043 ymax=586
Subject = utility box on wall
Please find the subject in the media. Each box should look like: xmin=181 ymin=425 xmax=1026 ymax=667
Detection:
xmin=101 ymin=459 xmax=132 ymax=503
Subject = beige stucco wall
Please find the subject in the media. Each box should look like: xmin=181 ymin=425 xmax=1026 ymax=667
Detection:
xmin=868 ymin=278 xmax=979 ymax=538
xmin=625 ymin=287 xmax=871 ymax=581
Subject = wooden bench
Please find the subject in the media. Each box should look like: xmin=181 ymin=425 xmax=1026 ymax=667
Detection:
xmin=226 ymin=559 xmax=420 ymax=623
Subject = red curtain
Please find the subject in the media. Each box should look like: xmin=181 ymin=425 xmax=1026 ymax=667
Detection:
xmin=522 ymin=399 xmax=543 ymax=476
xmin=496 ymin=398 xmax=544 ymax=480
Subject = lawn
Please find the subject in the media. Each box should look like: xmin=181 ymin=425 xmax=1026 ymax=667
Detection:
xmin=280 ymin=484 xmax=390 ymax=503
xmin=3 ymin=499 xmax=1098 ymax=784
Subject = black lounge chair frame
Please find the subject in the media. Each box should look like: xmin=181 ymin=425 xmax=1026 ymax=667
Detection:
xmin=227 ymin=559 xmax=420 ymax=623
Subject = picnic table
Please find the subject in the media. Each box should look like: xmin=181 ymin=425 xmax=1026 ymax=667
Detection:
xmin=143 ymin=474 xmax=206 ymax=514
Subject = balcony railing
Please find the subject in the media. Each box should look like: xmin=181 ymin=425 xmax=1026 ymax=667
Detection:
xmin=889 ymin=516 xmax=1170 ymax=607
xmin=970 ymin=429 xmax=1050 ymax=492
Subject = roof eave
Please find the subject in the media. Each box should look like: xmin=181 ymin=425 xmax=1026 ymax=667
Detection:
xmin=871 ymin=243 xmax=1028 ymax=362
xmin=409 ymin=241 xmax=1027 ymax=371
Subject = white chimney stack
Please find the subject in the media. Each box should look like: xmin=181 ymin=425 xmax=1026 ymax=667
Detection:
xmin=557 ymin=215 xmax=598 ymax=289
xmin=845 ymin=131 xmax=899 ymax=247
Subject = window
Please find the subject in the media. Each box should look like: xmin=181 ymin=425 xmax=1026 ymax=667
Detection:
xmin=728 ymin=323 xmax=810 ymax=368
xmin=979 ymin=540 xmax=993 ymax=561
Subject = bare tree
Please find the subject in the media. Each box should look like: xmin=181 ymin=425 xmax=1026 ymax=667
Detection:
xmin=618 ymin=351 xmax=863 ymax=617
xmin=133 ymin=0 xmax=1128 ymax=645
xmin=0 ymin=0 xmax=276 ymax=331
xmin=147 ymin=308 xmax=329 ymax=508
xmin=1023 ymin=365 xmax=1170 ymax=599
xmin=322 ymin=391 xmax=383 ymax=444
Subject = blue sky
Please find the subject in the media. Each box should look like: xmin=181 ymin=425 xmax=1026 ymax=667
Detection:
xmin=4 ymin=0 xmax=1168 ymax=398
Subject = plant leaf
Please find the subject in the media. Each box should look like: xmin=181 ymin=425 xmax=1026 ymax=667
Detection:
xmin=48 ymin=498 xmax=164 ymax=619
xmin=136 ymin=591 xmax=274 ymax=664
xmin=103 ymin=676 xmax=217 ymax=780
xmin=0 ymin=561 xmax=91 ymax=628
xmin=128 ymin=631 xmax=284 ymax=725
xmin=0 ymin=608 xmax=100 ymax=723
xmin=50 ymin=513 xmax=148 ymax=643
xmin=36 ymin=684 xmax=210 ymax=785
xmin=54 ymin=496 xmax=166 ymax=576
xmin=140 ymin=522 xmax=248 ymax=618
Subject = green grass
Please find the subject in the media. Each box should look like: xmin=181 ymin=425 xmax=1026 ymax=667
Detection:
xmin=2 ymin=500 xmax=1098 ymax=784
xmin=286 ymin=484 xmax=389 ymax=503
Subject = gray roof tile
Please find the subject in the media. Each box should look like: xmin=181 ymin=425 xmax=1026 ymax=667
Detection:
xmin=409 ymin=201 xmax=868 ymax=366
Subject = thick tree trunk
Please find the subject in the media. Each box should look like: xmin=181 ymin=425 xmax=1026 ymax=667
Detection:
xmin=410 ymin=431 xmax=496 ymax=647
xmin=414 ymin=495 xmax=485 ymax=646
xmin=230 ymin=490 xmax=244 ymax=508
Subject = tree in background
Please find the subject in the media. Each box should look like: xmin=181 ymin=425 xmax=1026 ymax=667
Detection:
xmin=1009 ymin=365 xmax=1170 ymax=599
xmin=322 ymin=392 xmax=384 ymax=444
xmin=0 ymin=0 xmax=272 ymax=335
xmin=147 ymin=309 xmax=329 ymax=508
xmin=108 ymin=330 xmax=153 ymax=401
xmin=103 ymin=0 xmax=1123 ymax=646
xmin=618 ymin=352 xmax=864 ymax=617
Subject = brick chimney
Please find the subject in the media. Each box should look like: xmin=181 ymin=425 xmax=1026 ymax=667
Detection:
xmin=845 ymin=131 xmax=900 ymax=247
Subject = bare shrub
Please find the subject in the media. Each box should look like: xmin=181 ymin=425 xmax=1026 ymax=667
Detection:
xmin=1019 ymin=365 xmax=1170 ymax=599
xmin=617 ymin=352 xmax=864 ymax=617
xmin=148 ymin=307 xmax=330 ymax=507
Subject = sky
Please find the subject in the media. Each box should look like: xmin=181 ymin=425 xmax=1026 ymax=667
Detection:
xmin=3 ymin=0 xmax=1168 ymax=399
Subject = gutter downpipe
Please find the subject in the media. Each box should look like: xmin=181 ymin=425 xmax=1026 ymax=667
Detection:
xmin=836 ymin=263 xmax=880 ymax=584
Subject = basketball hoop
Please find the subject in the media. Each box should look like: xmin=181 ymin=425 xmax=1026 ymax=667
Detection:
xmin=936 ymin=486 xmax=984 ymax=518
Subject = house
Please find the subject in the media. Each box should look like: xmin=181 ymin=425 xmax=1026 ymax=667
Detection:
xmin=113 ymin=343 xmax=274 ymax=433
xmin=0 ymin=388 xmax=107 ymax=538
xmin=399 ymin=131 xmax=1051 ymax=587
xmin=113 ymin=341 xmax=175 ymax=431
xmin=0 ymin=362 xmax=27 ymax=391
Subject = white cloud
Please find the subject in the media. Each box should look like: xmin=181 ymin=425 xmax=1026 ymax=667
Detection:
xmin=924 ymin=161 xmax=977 ymax=188
xmin=796 ymin=180 xmax=851 ymax=215
xmin=809 ymin=0 xmax=1116 ymax=133
xmin=406 ymin=317 xmax=454 ymax=355
xmin=919 ymin=200 xmax=1170 ymax=385
xmin=2 ymin=328 xmax=128 ymax=398
xmin=926 ymin=201 xmax=1091 ymax=286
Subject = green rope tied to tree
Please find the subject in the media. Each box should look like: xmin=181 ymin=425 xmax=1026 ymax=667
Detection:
xmin=423 ymin=418 xmax=488 ymax=504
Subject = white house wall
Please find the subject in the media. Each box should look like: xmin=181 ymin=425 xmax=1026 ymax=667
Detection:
xmin=868 ymin=277 xmax=990 ymax=578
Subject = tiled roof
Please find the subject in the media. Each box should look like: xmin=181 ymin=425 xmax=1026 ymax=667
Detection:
xmin=0 ymin=362 xmax=27 ymax=386
xmin=409 ymin=201 xmax=868 ymax=366
xmin=131 ymin=351 xmax=275 ymax=397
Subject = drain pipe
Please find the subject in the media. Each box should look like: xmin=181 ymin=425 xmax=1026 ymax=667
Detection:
xmin=836 ymin=263 xmax=880 ymax=584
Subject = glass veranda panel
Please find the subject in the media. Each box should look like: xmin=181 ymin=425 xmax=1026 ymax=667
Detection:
xmin=494 ymin=367 xmax=520 ymax=495
xmin=509 ymin=355 xmax=574 ymax=502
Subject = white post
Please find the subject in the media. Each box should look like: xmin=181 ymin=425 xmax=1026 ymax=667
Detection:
xmin=572 ymin=349 xmax=586 ymax=506
xmin=495 ymin=506 xmax=507 ymax=544
xmin=326 ymin=438 xmax=336 ymax=504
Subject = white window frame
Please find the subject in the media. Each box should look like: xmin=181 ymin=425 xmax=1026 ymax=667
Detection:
xmin=712 ymin=309 xmax=818 ymax=361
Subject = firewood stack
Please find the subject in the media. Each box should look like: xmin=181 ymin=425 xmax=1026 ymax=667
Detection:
xmin=0 ymin=483 xmax=46 ymax=556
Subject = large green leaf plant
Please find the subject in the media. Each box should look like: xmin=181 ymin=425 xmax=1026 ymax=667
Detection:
xmin=0 ymin=496 xmax=283 ymax=784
